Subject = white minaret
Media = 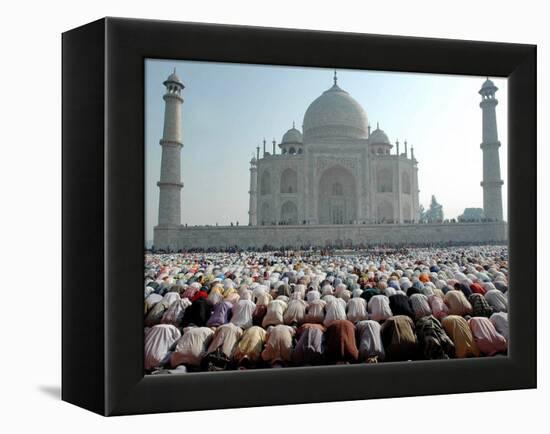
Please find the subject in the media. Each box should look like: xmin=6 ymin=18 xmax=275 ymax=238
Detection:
xmin=157 ymin=69 xmax=184 ymax=227
xmin=248 ymin=156 xmax=258 ymax=225
xmin=479 ymin=78 xmax=503 ymax=221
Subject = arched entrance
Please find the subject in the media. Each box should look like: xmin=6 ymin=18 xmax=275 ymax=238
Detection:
xmin=260 ymin=202 xmax=271 ymax=225
xmin=376 ymin=200 xmax=394 ymax=223
xmin=317 ymin=165 xmax=357 ymax=224
xmin=280 ymin=168 xmax=297 ymax=193
xmin=280 ymin=201 xmax=298 ymax=225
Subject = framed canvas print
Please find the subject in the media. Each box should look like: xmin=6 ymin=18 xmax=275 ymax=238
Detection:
xmin=62 ymin=17 xmax=536 ymax=416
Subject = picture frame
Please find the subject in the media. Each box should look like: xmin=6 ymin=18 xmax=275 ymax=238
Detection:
xmin=62 ymin=17 xmax=536 ymax=416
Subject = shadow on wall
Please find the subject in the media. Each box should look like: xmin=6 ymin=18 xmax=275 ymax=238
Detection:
xmin=37 ymin=385 xmax=61 ymax=400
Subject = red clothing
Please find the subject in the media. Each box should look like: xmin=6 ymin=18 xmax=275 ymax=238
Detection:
xmin=191 ymin=290 xmax=208 ymax=302
xmin=470 ymin=282 xmax=486 ymax=295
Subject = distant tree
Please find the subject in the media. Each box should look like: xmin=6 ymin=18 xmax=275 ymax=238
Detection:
xmin=423 ymin=195 xmax=444 ymax=223
xmin=418 ymin=204 xmax=426 ymax=223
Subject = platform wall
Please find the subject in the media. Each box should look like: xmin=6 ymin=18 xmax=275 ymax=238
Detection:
xmin=153 ymin=222 xmax=508 ymax=251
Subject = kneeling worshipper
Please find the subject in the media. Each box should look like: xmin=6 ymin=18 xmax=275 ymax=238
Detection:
xmin=441 ymin=315 xmax=480 ymax=358
xmin=324 ymin=320 xmax=359 ymax=364
xmin=356 ymin=320 xmax=385 ymax=362
xmin=444 ymin=290 xmax=473 ymax=316
xmin=261 ymin=324 xmax=296 ymax=367
xmin=170 ymin=326 xmax=214 ymax=368
xmin=323 ymin=298 xmax=347 ymax=327
xmin=468 ymin=317 xmax=507 ymax=356
xmin=233 ymin=326 xmax=267 ymax=368
xmin=380 ymin=315 xmax=418 ymax=361
xmin=415 ymin=315 xmax=455 ymax=359
xmin=346 ymin=297 xmax=368 ymax=323
xmin=181 ymin=298 xmax=213 ymax=327
xmin=202 ymin=323 xmax=244 ymax=371
xmin=484 ymin=289 xmax=508 ymax=313
xmin=489 ymin=312 xmax=509 ymax=340
xmin=428 ymin=294 xmax=449 ymax=320
xmin=262 ymin=299 xmax=288 ymax=328
xmin=230 ymin=299 xmax=256 ymax=329
xmin=304 ymin=299 xmax=326 ymax=324
xmin=283 ymin=298 xmax=308 ymax=326
xmin=161 ymin=297 xmax=192 ymax=327
xmin=368 ymin=295 xmax=393 ymax=322
xmin=389 ymin=294 xmax=415 ymax=320
xmin=206 ymin=300 xmax=233 ymax=327
xmin=468 ymin=293 xmax=494 ymax=318
xmin=291 ymin=323 xmax=326 ymax=365
xmin=144 ymin=324 xmax=181 ymax=371
xmin=410 ymin=293 xmax=432 ymax=320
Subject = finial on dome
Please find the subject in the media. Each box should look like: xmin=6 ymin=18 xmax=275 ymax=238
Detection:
xmin=333 ymin=70 xmax=337 ymax=86
xmin=292 ymin=121 xmax=295 ymax=129
xmin=377 ymin=121 xmax=380 ymax=130
xmin=173 ymin=67 xmax=176 ymax=74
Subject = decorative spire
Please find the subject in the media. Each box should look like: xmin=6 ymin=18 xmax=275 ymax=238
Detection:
xmin=272 ymin=138 xmax=276 ymax=155
xmin=263 ymin=138 xmax=266 ymax=156
xmin=377 ymin=121 xmax=380 ymax=130
xmin=256 ymin=145 xmax=260 ymax=161
xmin=411 ymin=145 xmax=415 ymax=161
xmin=404 ymin=140 xmax=408 ymax=157
xmin=173 ymin=67 xmax=176 ymax=74
xmin=396 ymin=139 xmax=400 ymax=156
xmin=333 ymin=70 xmax=338 ymax=86
xmin=292 ymin=121 xmax=295 ymax=129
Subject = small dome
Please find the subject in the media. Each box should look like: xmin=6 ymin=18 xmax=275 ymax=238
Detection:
xmin=303 ymin=80 xmax=368 ymax=142
xmin=481 ymin=78 xmax=496 ymax=89
xmin=281 ymin=124 xmax=303 ymax=144
xmin=164 ymin=70 xmax=183 ymax=86
xmin=480 ymin=78 xmax=497 ymax=95
xmin=369 ymin=124 xmax=390 ymax=145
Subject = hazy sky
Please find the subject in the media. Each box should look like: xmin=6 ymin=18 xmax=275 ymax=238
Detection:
xmin=145 ymin=59 xmax=507 ymax=241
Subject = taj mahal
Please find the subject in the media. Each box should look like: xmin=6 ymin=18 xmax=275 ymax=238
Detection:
xmin=153 ymin=69 xmax=506 ymax=251
xmin=249 ymin=72 xmax=419 ymax=227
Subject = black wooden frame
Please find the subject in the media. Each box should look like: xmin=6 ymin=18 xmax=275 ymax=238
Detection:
xmin=62 ymin=17 xmax=537 ymax=416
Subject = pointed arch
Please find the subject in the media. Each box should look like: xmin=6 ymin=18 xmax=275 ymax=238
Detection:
xmin=317 ymin=165 xmax=357 ymax=224
xmin=260 ymin=171 xmax=271 ymax=195
xmin=280 ymin=201 xmax=298 ymax=225
xmin=402 ymin=171 xmax=411 ymax=194
xmin=377 ymin=168 xmax=393 ymax=193
xmin=280 ymin=168 xmax=298 ymax=194
xmin=376 ymin=200 xmax=394 ymax=223
xmin=260 ymin=202 xmax=271 ymax=225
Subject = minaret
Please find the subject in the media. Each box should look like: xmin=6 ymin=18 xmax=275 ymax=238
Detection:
xmin=248 ymin=156 xmax=258 ymax=225
xmin=479 ymin=78 xmax=503 ymax=221
xmin=157 ymin=69 xmax=184 ymax=227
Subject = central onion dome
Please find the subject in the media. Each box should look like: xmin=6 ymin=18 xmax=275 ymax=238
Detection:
xmin=303 ymin=74 xmax=369 ymax=142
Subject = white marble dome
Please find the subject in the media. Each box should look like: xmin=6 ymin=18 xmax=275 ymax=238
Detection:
xmin=481 ymin=78 xmax=496 ymax=89
xmin=303 ymin=82 xmax=368 ymax=142
xmin=281 ymin=126 xmax=303 ymax=144
xmin=369 ymin=126 xmax=390 ymax=145
xmin=164 ymin=70 xmax=183 ymax=86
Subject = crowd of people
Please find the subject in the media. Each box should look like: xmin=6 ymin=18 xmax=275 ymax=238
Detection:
xmin=144 ymin=245 xmax=509 ymax=374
